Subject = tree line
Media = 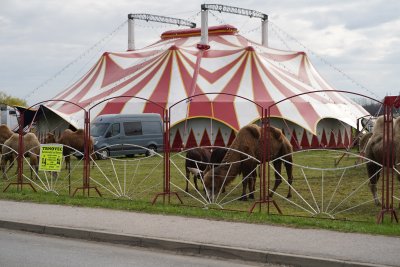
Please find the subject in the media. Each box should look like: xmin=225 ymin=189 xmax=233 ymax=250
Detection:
xmin=0 ymin=92 xmax=26 ymax=107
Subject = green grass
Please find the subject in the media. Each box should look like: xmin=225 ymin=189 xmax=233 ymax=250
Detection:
xmin=1 ymin=149 xmax=400 ymax=237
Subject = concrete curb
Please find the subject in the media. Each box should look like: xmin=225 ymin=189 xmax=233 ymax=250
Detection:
xmin=0 ymin=219 xmax=390 ymax=267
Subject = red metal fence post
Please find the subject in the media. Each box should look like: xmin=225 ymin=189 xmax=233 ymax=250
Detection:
xmin=3 ymin=111 xmax=36 ymax=192
xmin=248 ymin=108 xmax=281 ymax=214
xmin=377 ymin=96 xmax=398 ymax=223
xmin=152 ymin=109 xmax=183 ymax=205
xmin=71 ymin=110 xmax=101 ymax=197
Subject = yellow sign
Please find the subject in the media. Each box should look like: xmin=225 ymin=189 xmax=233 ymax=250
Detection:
xmin=39 ymin=144 xmax=63 ymax=172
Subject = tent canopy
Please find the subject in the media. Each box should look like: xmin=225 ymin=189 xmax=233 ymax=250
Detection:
xmin=46 ymin=25 xmax=368 ymax=134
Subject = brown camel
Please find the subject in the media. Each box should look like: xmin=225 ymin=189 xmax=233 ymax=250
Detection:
xmin=1 ymin=132 xmax=40 ymax=179
xmin=184 ymin=147 xmax=211 ymax=192
xmin=203 ymin=124 xmax=294 ymax=201
xmin=45 ymin=129 xmax=94 ymax=171
xmin=365 ymin=115 xmax=400 ymax=205
xmin=0 ymin=124 xmax=14 ymax=176
xmin=0 ymin=124 xmax=13 ymax=144
xmin=358 ymin=132 xmax=373 ymax=156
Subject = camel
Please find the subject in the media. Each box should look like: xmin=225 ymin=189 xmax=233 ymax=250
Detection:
xmin=0 ymin=124 xmax=14 ymax=175
xmin=184 ymin=147 xmax=211 ymax=192
xmin=1 ymin=132 xmax=40 ymax=179
xmin=0 ymin=124 xmax=13 ymax=144
xmin=202 ymin=147 xmax=230 ymax=194
xmin=365 ymin=115 xmax=400 ymax=205
xmin=203 ymin=124 xmax=294 ymax=201
xmin=45 ymin=129 xmax=94 ymax=171
xmin=358 ymin=132 xmax=373 ymax=156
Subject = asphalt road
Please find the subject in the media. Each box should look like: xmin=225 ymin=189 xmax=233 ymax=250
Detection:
xmin=0 ymin=229 xmax=287 ymax=267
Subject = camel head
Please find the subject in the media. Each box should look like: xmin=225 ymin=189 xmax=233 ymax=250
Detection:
xmin=45 ymin=132 xmax=56 ymax=144
xmin=203 ymin=164 xmax=229 ymax=200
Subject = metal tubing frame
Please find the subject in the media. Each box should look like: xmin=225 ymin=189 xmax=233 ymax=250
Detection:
xmin=7 ymin=90 xmax=398 ymax=224
xmin=87 ymin=95 xmax=170 ymax=204
xmin=377 ymin=97 xmax=398 ymax=223
xmin=170 ymin=92 xmax=263 ymax=211
xmin=71 ymin=110 xmax=102 ymax=197
xmin=249 ymin=108 xmax=282 ymax=214
xmin=200 ymin=4 xmax=268 ymax=48
xmin=151 ymin=108 xmax=183 ymax=205
xmin=128 ymin=13 xmax=196 ymax=51
xmin=265 ymin=90 xmax=398 ymax=223
xmin=4 ymin=99 xmax=88 ymax=195
xmin=3 ymin=112 xmax=36 ymax=192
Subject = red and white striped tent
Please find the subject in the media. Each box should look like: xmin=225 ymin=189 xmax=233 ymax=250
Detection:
xmin=45 ymin=25 xmax=368 ymax=149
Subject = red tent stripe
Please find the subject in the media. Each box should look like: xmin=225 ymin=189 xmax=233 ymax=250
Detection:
xmin=200 ymin=129 xmax=211 ymax=146
xmin=298 ymin=55 xmax=311 ymax=85
xmin=328 ymin=131 xmax=337 ymax=148
xmin=213 ymin=53 xmax=250 ymax=130
xmin=52 ymin=57 xmax=103 ymax=102
xmin=97 ymin=52 xmax=171 ymax=115
xmin=214 ymin=128 xmax=225 ymax=147
xmin=250 ymin=53 xmax=281 ymax=117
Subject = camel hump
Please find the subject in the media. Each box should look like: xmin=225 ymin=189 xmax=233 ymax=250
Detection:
xmin=269 ymin=127 xmax=283 ymax=142
xmin=75 ymin=129 xmax=84 ymax=134
xmin=394 ymin=117 xmax=400 ymax=132
xmin=372 ymin=116 xmax=384 ymax=135
xmin=244 ymin=124 xmax=261 ymax=139
xmin=24 ymin=132 xmax=36 ymax=139
xmin=0 ymin=124 xmax=10 ymax=131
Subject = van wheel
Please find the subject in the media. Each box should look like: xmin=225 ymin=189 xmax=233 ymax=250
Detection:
xmin=146 ymin=145 xmax=157 ymax=157
xmin=98 ymin=149 xmax=109 ymax=160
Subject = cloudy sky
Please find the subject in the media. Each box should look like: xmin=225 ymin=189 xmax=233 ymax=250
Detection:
xmin=0 ymin=0 xmax=399 ymax=105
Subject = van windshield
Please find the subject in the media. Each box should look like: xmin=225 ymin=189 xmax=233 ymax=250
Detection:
xmin=91 ymin=123 xmax=110 ymax=137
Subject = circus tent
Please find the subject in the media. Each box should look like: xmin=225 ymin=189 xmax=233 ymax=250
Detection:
xmin=42 ymin=25 xmax=369 ymax=149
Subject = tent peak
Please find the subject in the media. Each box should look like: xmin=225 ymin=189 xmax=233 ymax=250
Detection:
xmin=161 ymin=24 xmax=237 ymax=40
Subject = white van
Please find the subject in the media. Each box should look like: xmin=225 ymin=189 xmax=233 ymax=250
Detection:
xmin=91 ymin=113 xmax=164 ymax=158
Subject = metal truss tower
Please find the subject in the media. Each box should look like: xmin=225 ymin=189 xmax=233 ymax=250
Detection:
xmin=127 ymin=13 xmax=196 ymax=50
xmin=199 ymin=4 xmax=268 ymax=49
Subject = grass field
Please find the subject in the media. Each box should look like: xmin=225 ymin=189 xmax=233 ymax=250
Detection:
xmin=1 ymin=147 xmax=400 ymax=236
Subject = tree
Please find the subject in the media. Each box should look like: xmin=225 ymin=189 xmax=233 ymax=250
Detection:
xmin=352 ymin=97 xmax=383 ymax=116
xmin=0 ymin=92 xmax=27 ymax=107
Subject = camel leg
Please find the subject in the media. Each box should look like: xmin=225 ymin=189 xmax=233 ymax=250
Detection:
xmin=248 ymin=176 xmax=255 ymax=199
xmin=193 ymin=174 xmax=199 ymax=191
xmin=269 ymin=160 xmax=283 ymax=198
xmin=239 ymin=176 xmax=248 ymax=201
xmin=65 ymin=155 xmax=70 ymax=170
xmin=248 ymin=170 xmax=256 ymax=199
xmin=367 ymin=162 xmax=381 ymax=206
xmin=65 ymin=155 xmax=71 ymax=173
xmin=1 ymin=157 xmax=6 ymax=180
xmin=185 ymin=169 xmax=190 ymax=192
xmin=284 ymin=156 xmax=294 ymax=198
xmin=9 ymin=154 xmax=15 ymax=172
xmin=7 ymin=154 xmax=16 ymax=178
xmin=368 ymin=182 xmax=380 ymax=206
xmin=240 ymin=165 xmax=257 ymax=201
xmin=30 ymin=155 xmax=39 ymax=180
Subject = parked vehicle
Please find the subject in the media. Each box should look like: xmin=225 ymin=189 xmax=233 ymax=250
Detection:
xmin=91 ymin=113 xmax=164 ymax=159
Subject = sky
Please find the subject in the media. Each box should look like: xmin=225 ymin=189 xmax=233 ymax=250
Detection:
xmin=0 ymin=0 xmax=399 ymax=106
